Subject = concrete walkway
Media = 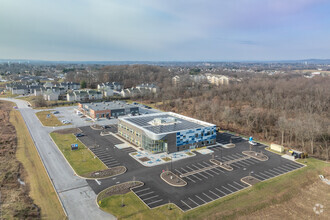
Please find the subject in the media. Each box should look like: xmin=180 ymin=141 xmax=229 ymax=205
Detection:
xmin=0 ymin=98 xmax=115 ymax=220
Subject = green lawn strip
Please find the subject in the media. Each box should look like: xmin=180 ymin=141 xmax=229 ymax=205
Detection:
xmin=36 ymin=110 xmax=65 ymax=126
xmin=99 ymin=158 xmax=328 ymax=219
xmin=50 ymin=132 xmax=107 ymax=177
xmin=99 ymin=192 xmax=181 ymax=220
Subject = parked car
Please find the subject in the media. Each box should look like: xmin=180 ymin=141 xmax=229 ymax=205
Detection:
xmin=75 ymin=133 xmax=85 ymax=137
xmin=85 ymin=118 xmax=92 ymax=121
xmin=53 ymin=111 xmax=59 ymax=114
xmin=61 ymin=119 xmax=70 ymax=124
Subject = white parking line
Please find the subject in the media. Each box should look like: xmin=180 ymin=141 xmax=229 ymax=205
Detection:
xmin=259 ymin=172 xmax=273 ymax=178
xmin=233 ymin=181 xmax=246 ymax=188
xmin=267 ymin=169 xmax=282 ymax=175
xmin=273 ymin=167 xmax=289 ymax=173
xmin=186 ymin=165 xmax=209 ymax=179
xmin=196 ymin=163 xmax=217 ymax=176
xmin=203 ymin=192 xmax=214 ymax=200
xmin=222 ymin=185 xmax=234 ymax=193
xmin=181 ymin=167 xmax=203 ymax=181
xmin=108 ymin=163 xmax=121 ymax=167
xmin=212 ymin=166 xmax=225 ymax=173
xmin=228 ymin=183 xmax=240 ymax=191
xmin=264 ymin=170 xmax=279 ymax=176
xmin=253 ymin=173 xmax=266 ymax=180
xmin=147 ymin=199 xmax=163 ymax=205
xmin=277 ymin=166 xmax=292 ymax=172
xmin=214 ymin=187 xmax=226 ymax=196
xmin=286 ymin=163 xmax=300 ymax=169
xmin=143 ymin=195 xmax=159 ymax=201
xmin=188 ymin=197 xmax=200 ymax=206
xmin=195 ymin=195 xmax=207 ymax=203
xmin=175 ymin=169 xmax=196 ymax=183
xmin=209 ymin=190 xmax=220 ymax=198
xmin=192 ymin=164 xmax=214 ymax=177
xmin=181 ymin=200 xmax=192 ymax=209
xmin=95 ymin=179 xmax=101 ymax=185
xmin=139 ymin=191 xmax=154 ymax=197
xmin=135 ymin=187 xmax=150 ymax=193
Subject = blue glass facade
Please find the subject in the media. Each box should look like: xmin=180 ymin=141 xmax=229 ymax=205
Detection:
xmin=176 ymin=126 xmax=216 ymax=146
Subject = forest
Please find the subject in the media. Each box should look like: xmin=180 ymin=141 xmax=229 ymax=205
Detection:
xmin=67 ymin=65 xmax=330 ymax=160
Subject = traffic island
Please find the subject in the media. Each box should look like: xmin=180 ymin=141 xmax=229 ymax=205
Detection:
xmin=242 ymin=151 xmax=269 ymax=161
xmin=161 ymin=171 xmax=187 ymax=187
xmin=97 ymin=181 xmax=144 ymax=203
xmin=100 ymin=131 xmax=111 ymax=136
xmin=210 ymin=159 xmax=234 ymax=171
xmin=84 ymin=166 xmax=127 ymax=179
xmin=241 ymin=176 xmax=261 ymax=186
xmin=91 ymin=124 xmax=103 ymax=130
xmin=223 ymin=143 xmax=235 ymax=148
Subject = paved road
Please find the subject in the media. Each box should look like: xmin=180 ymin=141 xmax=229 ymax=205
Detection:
xmin=0 ymin=98 xmax=115 ymax=220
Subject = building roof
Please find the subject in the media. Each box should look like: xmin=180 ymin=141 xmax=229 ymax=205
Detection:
xmin=81 ymin=101 xmax=137 ymax=111
xmin=120 ymin=112 xmax=215 ymax=136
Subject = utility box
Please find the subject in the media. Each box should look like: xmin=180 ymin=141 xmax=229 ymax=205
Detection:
xmin=270 ymin=143 xmax=284 ymax=153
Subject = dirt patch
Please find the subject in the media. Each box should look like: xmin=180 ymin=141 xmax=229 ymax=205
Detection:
xmin=161 ymin=157 xmax=172 ymax=162
xmin=139 ymin=157 xmax=150 ymax=162
xmin=97 ymin=181 xmax=144 ymax=201
xmin=238 ymin=171 xmax=330 ymax=219
xmin=241 ymin=176 xmax=260 ymax=186
xmin=161 ymin=171 xmax=187 ymax=187
xmin=0 ymin=101 xmax=41 ymax=219
xmin=84 ymin=166 xmax=126 ymax=178
xmin=53 ymin=127 xmax=82 ymax=134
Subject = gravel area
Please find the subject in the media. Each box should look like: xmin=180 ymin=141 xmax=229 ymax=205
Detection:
xmin=241 ymin=176 xmax=261 ymax=186
xmin=97 ymin=181 xmax=144 ymax=201
xmin=84 ymin=166 xmax=126 ymax=179
xmin=161 ymin=171 xmax=187 ymax=187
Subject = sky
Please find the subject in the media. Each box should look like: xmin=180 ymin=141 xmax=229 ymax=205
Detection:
xmin=1 ymin=0 xmax=330 ymax=61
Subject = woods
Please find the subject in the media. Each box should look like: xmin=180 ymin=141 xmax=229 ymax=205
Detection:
xmin=66 ymin=64 xmax=329 ymax=160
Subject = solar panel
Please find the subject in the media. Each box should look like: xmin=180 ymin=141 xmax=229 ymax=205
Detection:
xmin=125 ymin=114 xmax=205 ymax=134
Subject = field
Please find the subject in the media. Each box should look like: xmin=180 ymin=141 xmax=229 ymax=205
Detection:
xmin=36 ymin=110 xmax=65 ymax=126
xmin=0 ymin=100 xmax=66 ymax=219
xmin=50 ymin=132 xmax=107 ymax=177
xmin=99 ymin=158 xmax=329 ymax=219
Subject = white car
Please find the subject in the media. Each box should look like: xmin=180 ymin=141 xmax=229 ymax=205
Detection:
xmin=61 ymin=120 xmax=70 ymax=124
xmin=249 ymin=141 xmax=257 ymax=146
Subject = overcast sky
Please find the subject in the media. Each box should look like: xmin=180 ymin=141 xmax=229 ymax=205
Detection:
xmin=1 ymin=0 xmax=330 ymax=61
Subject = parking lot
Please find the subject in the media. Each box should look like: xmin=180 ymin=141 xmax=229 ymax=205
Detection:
xmin=46 ymin=105 xmax=159 ymax=128
xmin=78 ymin=127 xmax=305 ymax=212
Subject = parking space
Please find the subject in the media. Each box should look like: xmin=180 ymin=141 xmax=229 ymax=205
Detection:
xmin=251 ymin=162 xmax=304 ymax=181
xmin=83 ymin=129 xmax=306 ymax=213
xmin=132 ymin=185 xmax=167 ymax=208
xmin=178 ymin=180 xmax=250 ymax=211
xmin=89 ymin=146 xmax=122 ymax=168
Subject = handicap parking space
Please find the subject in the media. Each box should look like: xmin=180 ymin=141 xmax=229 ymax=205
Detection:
xmin=132 ymin=185 xmax=167 ymax=209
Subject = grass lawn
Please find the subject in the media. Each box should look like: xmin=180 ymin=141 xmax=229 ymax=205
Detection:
xmin=99 ymin=158 xmax=329 ymax=219
xmin=10 ymin=108 xmax=66 ymax=219
xmin=50 ymin=132 xmax=107 ymax=177
xmin=36 ymin=110 xmax=65 ymax=126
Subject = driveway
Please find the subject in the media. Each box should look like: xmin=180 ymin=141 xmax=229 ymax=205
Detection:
xmin=0 ymin=98 xmax=115 ymax=220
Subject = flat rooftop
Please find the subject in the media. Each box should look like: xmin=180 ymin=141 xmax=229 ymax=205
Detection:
xmin=121 ymin=112 xmax=215 ymax=135
xmin=81 ymin=101 xmax=137 ymax=111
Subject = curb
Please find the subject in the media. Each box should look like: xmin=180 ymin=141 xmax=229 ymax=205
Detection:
xmin=160 ymin=171 xmax=187 ymax=187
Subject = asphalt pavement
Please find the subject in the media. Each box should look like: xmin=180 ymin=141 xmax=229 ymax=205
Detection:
xmin=0 ymin=98 xmax=115 ymax=220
